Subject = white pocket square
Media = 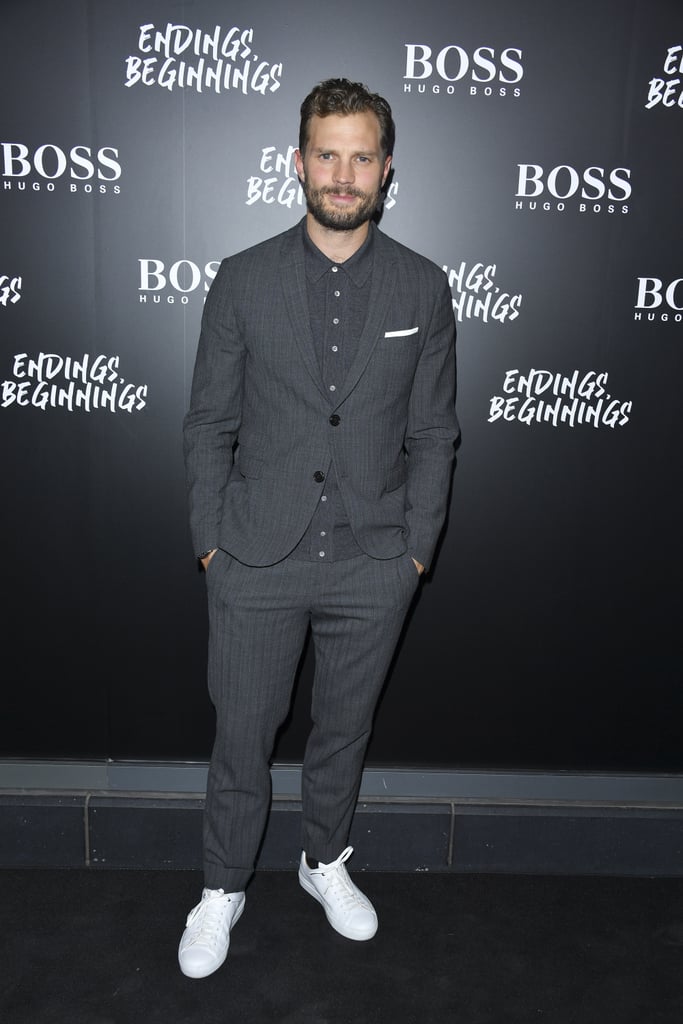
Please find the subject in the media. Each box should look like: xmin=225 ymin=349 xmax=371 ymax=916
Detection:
xmin=384 ymin=327 xmax=419 ymax=338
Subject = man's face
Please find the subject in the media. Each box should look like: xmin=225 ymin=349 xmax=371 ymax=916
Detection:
xmin=295 ymin=112 xmax=392 ymax=232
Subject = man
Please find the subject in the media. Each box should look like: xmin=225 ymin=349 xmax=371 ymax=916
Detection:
xmin=179 ymin=78 xmax=459 ymax=979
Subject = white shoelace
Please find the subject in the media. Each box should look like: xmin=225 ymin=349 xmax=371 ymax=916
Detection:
xmin=312 ymin=847 xmax=368 ymax=910
xmin=184 ymin=890 xmax=232 ymax=947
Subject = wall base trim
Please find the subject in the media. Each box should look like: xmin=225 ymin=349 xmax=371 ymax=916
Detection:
xmin=2 ymin=759 xmax=683 ymax=805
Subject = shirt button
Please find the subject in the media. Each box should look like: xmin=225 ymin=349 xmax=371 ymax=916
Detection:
xmin=329 ymin=414 xmax=340 ymax=426
xmin=313 ymin=470 xmax=325 ymax=483
xmin=331 ymin=345 xmax=338 ymax=352
xmin=334 ymin=290 xmax=340 ymax=297
xmin=332 ymin=318 xmax=340 ymax=325
xmin=331 ymin=266 xmax=338 ymax=273
xmin=319 ymin=551 xmax=326 ymax=558
xmin=329 ymin=385 xmax=336 ymax=392
xmin=321 ymin=495 xmax=328 ymax=502
xmin=320 ymin=531 xmax=326 ymax=537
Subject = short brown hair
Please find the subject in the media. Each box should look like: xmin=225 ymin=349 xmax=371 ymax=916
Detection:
xmin=299 ymin=78 xmax=395 ymax=160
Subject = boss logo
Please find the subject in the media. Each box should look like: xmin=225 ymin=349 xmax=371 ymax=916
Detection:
xmin=634 ymin=278 xmax=683 ymax=321
xmin=404 ymin=44 xmax=523 ymax=84
xmin=516 ymin=165 xmax=631 ymax=201
xmin=138 ymin=259 xmax=220 ymax=304
xmin=1 ymin=144 xmax=121 ymax=181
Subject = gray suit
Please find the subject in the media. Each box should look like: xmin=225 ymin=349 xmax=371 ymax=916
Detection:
xmin=183 ymin=218 xmax=458 ymax=890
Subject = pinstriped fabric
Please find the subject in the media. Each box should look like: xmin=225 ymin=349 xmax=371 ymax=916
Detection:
xmin=185 ymin=215 xmax=457 ymax=893
xmin=202 ymin=550 xmax=419 ymax=891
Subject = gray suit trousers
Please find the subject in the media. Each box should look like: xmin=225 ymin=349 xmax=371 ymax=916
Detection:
xmin=203 ymin=549 xmax=420 ymax=891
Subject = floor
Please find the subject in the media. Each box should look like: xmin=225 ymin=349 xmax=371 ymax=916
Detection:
xmin=2 ymin=867 xmax=683 ymax=1023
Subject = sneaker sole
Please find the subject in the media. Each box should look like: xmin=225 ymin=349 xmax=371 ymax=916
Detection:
xmin=298 ymin=869 xmax=378 ymax=941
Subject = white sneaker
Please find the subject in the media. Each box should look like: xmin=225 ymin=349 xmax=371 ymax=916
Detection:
xmin=298 ymin=846 xmax=378 ymax=941
xmin=178 ymin=888 xmax=245 ymax=978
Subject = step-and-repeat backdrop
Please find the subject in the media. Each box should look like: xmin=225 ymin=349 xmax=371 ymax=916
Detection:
xmin=2 ymin=0 xmax=681 ymax=771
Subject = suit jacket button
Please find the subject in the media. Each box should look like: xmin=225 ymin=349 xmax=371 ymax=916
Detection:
xmin=313 ymin=470 xmax=325 ymax=483
xmin=329 ymin=414 xmax=340 ymax=426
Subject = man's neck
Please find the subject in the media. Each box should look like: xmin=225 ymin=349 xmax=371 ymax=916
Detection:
xmin=305 ymin=214 xmax=370 ymax=263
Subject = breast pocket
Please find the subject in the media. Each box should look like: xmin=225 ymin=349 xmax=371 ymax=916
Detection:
xmin=383 ymin=326 xmax=419 ymax=338
xmin=376 ymin=330 xmax=421 ymax=394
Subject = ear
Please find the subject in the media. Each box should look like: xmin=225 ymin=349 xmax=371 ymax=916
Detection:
xmin=294 ymin=148 xmax=305 ymax=182
xmin=381 ymin=154 xmax=392 ymax=187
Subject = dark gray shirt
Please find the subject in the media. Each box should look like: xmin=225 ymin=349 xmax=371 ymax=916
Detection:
xmin=290 ymin=222 xmax=374 ymax=561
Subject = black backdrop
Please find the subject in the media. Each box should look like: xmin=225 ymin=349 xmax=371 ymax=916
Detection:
xmin=1 ymin=0 xmax=681 ymax=771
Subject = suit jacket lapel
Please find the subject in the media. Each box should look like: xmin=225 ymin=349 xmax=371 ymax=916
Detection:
xmin=279 ymin=226 xmax=328 ymax=400
xmin=336 ymin=233 xmax=397 ymax=405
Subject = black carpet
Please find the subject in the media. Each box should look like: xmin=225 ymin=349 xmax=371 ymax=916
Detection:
xmin=2 ymin=868 xmax=682 ymax=1023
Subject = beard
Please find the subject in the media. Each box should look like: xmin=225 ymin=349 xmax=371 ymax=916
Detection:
xmin=303 ymin=181 xmax=382 ymax=231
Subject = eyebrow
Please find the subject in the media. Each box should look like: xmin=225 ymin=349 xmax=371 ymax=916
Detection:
xmin=311 ymin=147 xmax=379 ymax=157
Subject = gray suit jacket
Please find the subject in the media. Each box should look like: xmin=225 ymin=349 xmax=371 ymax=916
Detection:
xmin=183 ymin=219 xmax=459 ymax=570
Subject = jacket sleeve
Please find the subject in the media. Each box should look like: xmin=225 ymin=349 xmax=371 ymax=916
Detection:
xmin=182 ymin=258 xmax=245 ymax=557
xmin=403 ymin=271 xmax=459 ymax=571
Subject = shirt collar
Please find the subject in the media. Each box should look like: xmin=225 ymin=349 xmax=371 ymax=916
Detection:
xmin=303 ymin=219 xmax=375 ymax=287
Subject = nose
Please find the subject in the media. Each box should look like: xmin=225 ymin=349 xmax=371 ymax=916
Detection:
xmin=333 ymin=158 xmax=355 ymax=185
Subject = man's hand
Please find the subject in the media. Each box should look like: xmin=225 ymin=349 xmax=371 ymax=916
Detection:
xmin=201 ymin=549 xmax=217 ymax=571
xmin=411 ymin=557 xmax=425 ymax=575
